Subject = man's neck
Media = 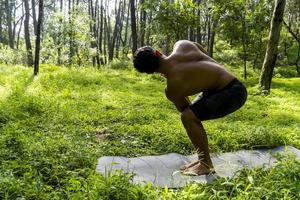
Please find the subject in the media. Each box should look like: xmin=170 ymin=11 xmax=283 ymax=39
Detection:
xmin=157 ymin=55 xmax=173 ymax=77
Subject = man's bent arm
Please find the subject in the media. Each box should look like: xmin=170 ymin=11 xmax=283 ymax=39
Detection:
xmin=165 ymin=88 xmax=190 ymax=112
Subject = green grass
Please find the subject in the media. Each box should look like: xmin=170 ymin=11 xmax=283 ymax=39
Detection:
xmin=0 ymin=64 xmax=299 ymax=199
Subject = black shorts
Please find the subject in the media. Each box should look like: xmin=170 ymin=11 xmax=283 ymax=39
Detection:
xmin=189 ymin=79 xmax=247 ymax=121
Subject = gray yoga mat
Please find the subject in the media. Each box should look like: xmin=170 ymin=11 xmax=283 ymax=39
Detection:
xmin=96 ymin=146 xmax=300 ymax=188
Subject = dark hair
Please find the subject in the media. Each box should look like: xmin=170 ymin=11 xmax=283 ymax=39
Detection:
xmin=133 ymin=46 xmax=160 ymax=74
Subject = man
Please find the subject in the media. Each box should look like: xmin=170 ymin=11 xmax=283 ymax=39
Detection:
xmin=133 ymin=40 xmax=247 ymax=175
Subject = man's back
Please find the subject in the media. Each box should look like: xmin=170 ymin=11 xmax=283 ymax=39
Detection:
xmin=166 ymin=40 xmax=235 ymax=97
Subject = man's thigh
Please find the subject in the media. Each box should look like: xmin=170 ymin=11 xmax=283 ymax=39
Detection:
xmin=189 ymin=85 xmax=246 ymax=121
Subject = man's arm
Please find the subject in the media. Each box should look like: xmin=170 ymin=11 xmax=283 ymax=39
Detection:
xmin=194 ymin=42 xmax=208 ymax=55
xmin=165 ymin=88 xmax=190 ymax=112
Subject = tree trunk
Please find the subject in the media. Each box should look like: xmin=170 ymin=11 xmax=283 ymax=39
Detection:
xmin=34 ymin=0 xmax=44 ymax=75
xmin=206 ymin=13 xmax=211 ymax=52
xmin=68 ymin=0 xmax=75 ymax=65
xmin=123 ymin=1 xmax=130 ymax=53
xmin=31 ymin=0 xmax=37 ymax=35
xmin=5 ymin=0 xmax=14 ymax=48
xmin=208 ymin=20 xmax=217 ymax=58
xmin=16 ymin=13 xmax=24 ymax=50
xmin=108 ymin=0 xmax=121 ymax=61
xmin=241 ymin=13 xmax=247 ymax=80
xmin=115 ymin=0 xmax=126 ymax=59
xmin=0 ymin=3 xmax=3 ymax=44
xmin=145 ymin=11 xmax=152 ymax=45
xmin=296 ymin=43 xmax=300 ymax=76
xmin=57 ymin=0 xmax=63 ymax=65
xmin=89 ymin=0 xmax=100 ymax=67
xmin=196 ymin=7 xmax=202 ymax=44
xmin=259 ymin=0 xmax=286 ymax=92
xmin=103 ymin=4 xmax=108 ymax=64
xmin=130 ymin=0 xmax=137 ymax=55
xmin=139 ymin=0 xmax=146 ymax=47
xmin=99 ymin=0 xmax=104 ymax=64
xmin=283 ymin=20 xmax=300 ymax=44
xmin=23 ymin=0 xmax=33 ymax=66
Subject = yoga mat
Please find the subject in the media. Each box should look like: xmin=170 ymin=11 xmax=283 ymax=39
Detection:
xmin=96 ymin=146 xmax=300 ymax=188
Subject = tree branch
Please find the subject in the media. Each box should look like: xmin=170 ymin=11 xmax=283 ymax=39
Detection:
xmin=283 ymin=20 xmax=300 ymax=44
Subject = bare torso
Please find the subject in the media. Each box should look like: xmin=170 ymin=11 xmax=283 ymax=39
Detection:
xmin=166 ymin=40 xmax=235 ymax=98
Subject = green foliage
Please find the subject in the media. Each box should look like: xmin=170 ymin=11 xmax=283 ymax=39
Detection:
xmin=143 ymin=0 xmax=200 ymax=47
xmin=0 ymin=64 xmax=299 ymax=198
xmin=43 ymin=3 xmax=92 ymax=66
xmin=0 ymin=44 xmax=27 ymax=65
xmin=213 ymin=0 xmax=273 ymax=67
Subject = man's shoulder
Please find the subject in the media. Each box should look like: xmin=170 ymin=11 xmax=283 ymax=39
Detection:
xmin=174 ymin=40 xmax=195 ymax=49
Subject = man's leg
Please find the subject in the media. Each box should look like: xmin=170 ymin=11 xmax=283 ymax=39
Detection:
xmin=180 ymin=107 xmax=214 ymax=175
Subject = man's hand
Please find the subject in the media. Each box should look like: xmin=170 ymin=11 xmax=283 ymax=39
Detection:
xmin=165 ymin=88 xmax=190 ymax=112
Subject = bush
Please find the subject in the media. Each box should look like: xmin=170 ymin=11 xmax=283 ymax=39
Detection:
xmin=0 ymin=45 xmax=27 ymax=65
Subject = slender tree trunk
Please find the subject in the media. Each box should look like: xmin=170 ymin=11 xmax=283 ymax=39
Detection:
xmin=259 ymin=0 xmax=286 ymax=92
xmin=68 ymin=0 xmax=76 ymax=65
xmin=207 ymin=13 xmax=211 ymax=52
xmin=0 ymin=3 xmax=3 ymax=44
xmin=103 ymin=3 xmax=108 ymax=64
xmin=31 ymin=0 xmax=37 ymax=35
xmin=34 ymin=0 xmax=44 ymax=75
xmin=17 ymin=3 xmax=24 ymax=49
xmin=108 ymin=0 xmax=122 ymax=61
xmin=12 ymin=3 xmax=18 ymax=47
xmin=139 ymin=0 xmax=146 ymax=47
xmin=241 ymin=13 xmax=247 ymax=80
xmin=89 ymin=0 xmax=98 ymax=66
xmin=296 ymin=44 xmax=300 ymax=76
xmin=5 ymin=0 xmax=14 ymax=48
xmin=94 ymin=0 xmax=101 ymax=66
xmin=57 ymin=0 xmax=63 ymax=65
xmin=130 ymin=0 xmax=137 ymax=55
xmin=99 ymin=0 xmax=104 ymax=64
xmin=196 ymin=5 xmax=202 ymax=44
xmin=208 ymin=20 xmax=217 ymax=58
xmin=23 ymin=0 xmax=33 ymax=66
xmin=145 ymin=11 xmax=152 ymax=45
xmin=115 ymin=0 xmax=125 ymax=58
xmin=283 ymin=20 xmax=300 ymax=44
xmin=123 ymin=1 xmax=130 ymax=56
xmin=16 ymin=14 xmax=24 ymax=50
xmin=120 ymin=1 xmax=131 ymax=57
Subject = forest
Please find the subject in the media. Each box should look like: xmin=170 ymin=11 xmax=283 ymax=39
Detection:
xmin=0 ymin=0 xmax=299 ymax=78
xmin=0 ymin=0 xmax=300 ymax=199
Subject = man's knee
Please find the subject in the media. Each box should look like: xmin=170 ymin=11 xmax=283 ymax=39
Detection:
xmin=181 ymin=108 xmax=199 ymax=122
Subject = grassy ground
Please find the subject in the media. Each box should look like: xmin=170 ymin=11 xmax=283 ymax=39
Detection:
xmin=0 ymin=64 xmax=299 ymax=199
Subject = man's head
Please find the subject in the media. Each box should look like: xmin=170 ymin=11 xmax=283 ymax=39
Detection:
xmin=133 ymin=46 xmax=162 ymax=74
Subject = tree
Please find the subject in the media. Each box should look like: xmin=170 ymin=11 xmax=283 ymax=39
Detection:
xmin=139 ymin=0 xmax=146 ymax=47
xmin=284 ymin=0 xmax=300 ymax=75
xmin=5 ymin=0 xmax=14 ymax=48
xmin=68 ymin=0 xmax=74 ymax=65
xmin=34 ymin=0 xmax=44 ymax=75
xmin=31 ymin=0 xmax=37 ymax=35
xmin=130 ymin=0 xmax=138 ymax=55
xmin=108 ymin=0 xmax=122 ymax=61
xmin=259 ymin=0 xmax=286 ymax=92
xmin=0 ymin=1 xmax=4 ymax=44
xmin=23 ymin=0 xmax=33 ymax=66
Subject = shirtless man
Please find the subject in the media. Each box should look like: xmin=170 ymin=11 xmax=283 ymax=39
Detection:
xmin=133 ymin=40 xmax=247 ymax=175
